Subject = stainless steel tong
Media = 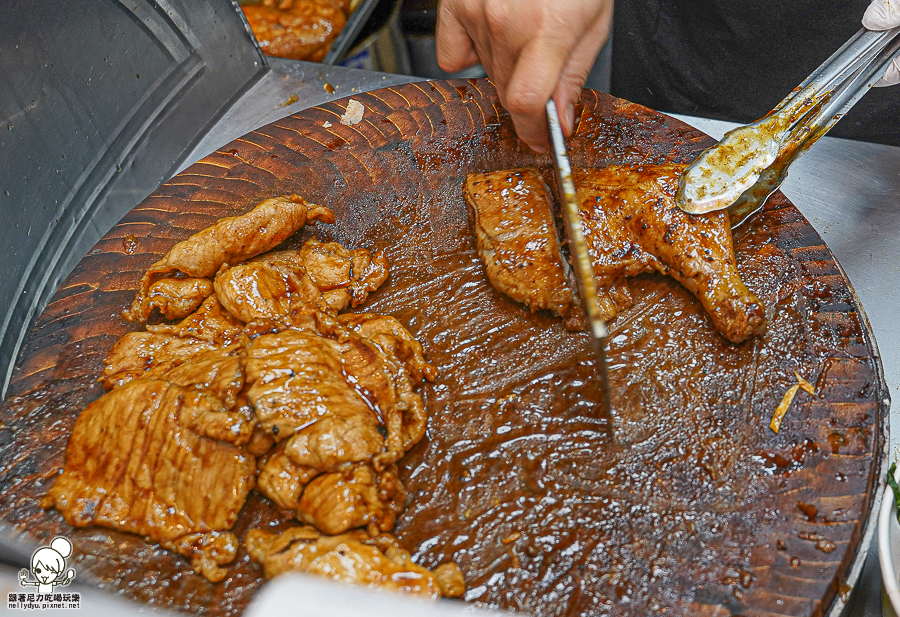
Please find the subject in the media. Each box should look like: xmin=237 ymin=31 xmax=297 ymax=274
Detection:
xmin=676 ymin=25 xmax=900 ymax=226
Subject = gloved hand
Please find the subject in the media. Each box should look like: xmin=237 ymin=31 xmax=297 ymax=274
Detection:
xmin=436 ymin=0 xmax=613 ymax=152
xmin=863 ymin=0 xmax=900 ymax=85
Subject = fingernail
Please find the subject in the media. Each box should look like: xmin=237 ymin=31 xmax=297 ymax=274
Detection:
xmin=565 ymin=104 xmax=576 ymax=135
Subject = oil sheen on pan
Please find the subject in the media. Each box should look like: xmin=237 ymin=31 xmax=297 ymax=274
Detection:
xmin=0 ymin=80 xmax=887 ymax=616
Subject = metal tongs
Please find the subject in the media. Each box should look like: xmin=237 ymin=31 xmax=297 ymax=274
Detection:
xmin=676 ymin=25 xmax=900 ymax=225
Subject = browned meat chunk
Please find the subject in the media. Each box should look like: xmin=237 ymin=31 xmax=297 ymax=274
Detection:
xmin=244 ymin=329 xmax=383 ymax=448
xmin=101 ymin=332 xmax=220 ymax=390
xmin=466 ymin=165 xmax=765 ymax=343
xmin=214 ymin=256 xmax=325 ymax=324
xmin=295 ymin=240 xmax=390 ymax=311
xmin=42 ymin=379 xmax=256 ymax=581
xmin=160 ymin=344 xmax=245 ymax=410
xmin=575 ymin=165 xmax=765 ymax=343
xmin=257 ymin=443 xmax=321 ymax=510
xmin=280 ymin=408 xmax=386 ymax=471
xmin=336 ymin=327 xmax=428 ymax=462
xmin=161 ymin=531 xmax=239 ymax=583
xmin=145 ymin=295 xmax=244 ymax=344
xmin=465 ymin=169 xmax=579 ymax=326
xmin=141 ymin=277 xmax=214 ymax=321
xmin=246 ymin=526 xmax=465 ymax=599
xmin=339 ymin=313 xmax=437 ymax=383
xmin=242 ymin=0 xmax=348 ymax=62
xmin=126 ymin=194 xmax=334 ymax=322
xmin=296 ymin=463 xmax=405 ymax=535
xmin=214 ymin=242 xmax=389 ymax=325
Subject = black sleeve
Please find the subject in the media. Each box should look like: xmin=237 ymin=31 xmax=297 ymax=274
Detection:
xmin=610 ymin=0 xmax=900 ymax=146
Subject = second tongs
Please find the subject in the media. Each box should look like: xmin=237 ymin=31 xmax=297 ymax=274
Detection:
xmin=676 ymin=24 xmax=900 ymax=227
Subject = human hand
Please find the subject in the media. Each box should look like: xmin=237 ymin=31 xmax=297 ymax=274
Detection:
xmin=862 ymin=0 xmax=900 ymax=85
xmin=436 ymin=0 xmax=613 ymax=152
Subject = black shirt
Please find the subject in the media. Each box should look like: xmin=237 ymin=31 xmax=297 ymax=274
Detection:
xmin=610 ymin=0 xmax=900 ymax=146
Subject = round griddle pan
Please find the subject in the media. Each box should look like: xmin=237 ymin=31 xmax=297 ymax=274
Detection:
xmin=0 ymin=80 xmax=888 ymax=616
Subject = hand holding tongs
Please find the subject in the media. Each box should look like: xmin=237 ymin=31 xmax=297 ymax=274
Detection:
xmin=676 ymin=25 xmax=900 ymax=225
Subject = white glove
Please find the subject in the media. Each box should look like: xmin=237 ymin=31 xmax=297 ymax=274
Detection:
xmin=862 ymin=0 xmax=900 ymax=86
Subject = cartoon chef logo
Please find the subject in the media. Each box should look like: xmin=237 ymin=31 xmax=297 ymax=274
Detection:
xmin=19 ymin=536 xmax=76 ymax=594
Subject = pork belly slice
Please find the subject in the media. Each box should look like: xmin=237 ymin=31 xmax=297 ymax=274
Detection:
xmin=466 ymin=165 xmax=765 ymax=343
xmin=246 ymin=526 xmax=465 ymax=599
xmin=42 ymin=379 xmax=256 ymax=581
xmin=126 ymin=194 xmax=335 ymax=322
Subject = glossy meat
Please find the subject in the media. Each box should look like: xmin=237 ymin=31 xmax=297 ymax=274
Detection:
xmin=296 ymin=463 xmax=405 ymax=535
xmin=467 ymin=165 xmax=765 ymax=343
xmin=575 ymin=164 xmax=765 ymax=343
xmin=47 ymin=200 xmax=440 ymax=585
xmin=213 ymin=242 xmax=388 ymax=324
xmin=339 ymin=312 xmax=437 ymax=383
xmin=242 ymin=0 xmax=348 ymax=62
xmin=244 ymin=330 xmax=384 ymax=462
xmin=294 ymin=240 xmax=390 ymax=312
xmin=126 ymin=194 xmax=334 ymax=322
xmin=337 ymin=325 xmax=429 ymax=462
xmin=142 ymin=277 xmax=214 ymax=321
xmin=101 ymin=331 xmax=220 ymax=389
xmin=41 ymin=380 xmax=256 ymax=581
xmin=145 ymin=295 xmax=244 ymax=344
xmin=214 ymin=256 xmax=325 ymax=324
xmin=246 ymin=526 xmax=465 ymax=599
xmin=257 ymin=443 xmax=321 ymax=510
xmin=465 ymin=170 xmax=580 ymax=327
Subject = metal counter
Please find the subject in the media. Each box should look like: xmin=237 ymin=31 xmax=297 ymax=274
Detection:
xmin=180 ymin=58 xmax=900 ymax=616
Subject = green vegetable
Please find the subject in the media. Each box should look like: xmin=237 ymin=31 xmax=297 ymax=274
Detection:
xmin=889 ymin=463 xmax=900 ymax=526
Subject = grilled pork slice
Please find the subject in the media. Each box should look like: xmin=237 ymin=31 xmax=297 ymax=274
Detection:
xmin=126 ymin=194 xmax=334 ymax=322
xmin=246 ymin=526 xmax=465 ymax=599
xmin=42 ymin=379 xmax=256 ymax=582
xmin=465 ymin=169 xmax=582 ymax=328
xmin=296 ymin=463 xmax=405 ymax=535
xmin=213 ymin=241 xmax=389 ymax=325
xmin=466 ymin=164 xmax=765 ymax=343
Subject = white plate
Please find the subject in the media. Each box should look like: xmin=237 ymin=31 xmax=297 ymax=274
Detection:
xmin=879 ymin=466 xmax=900 ymax=616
